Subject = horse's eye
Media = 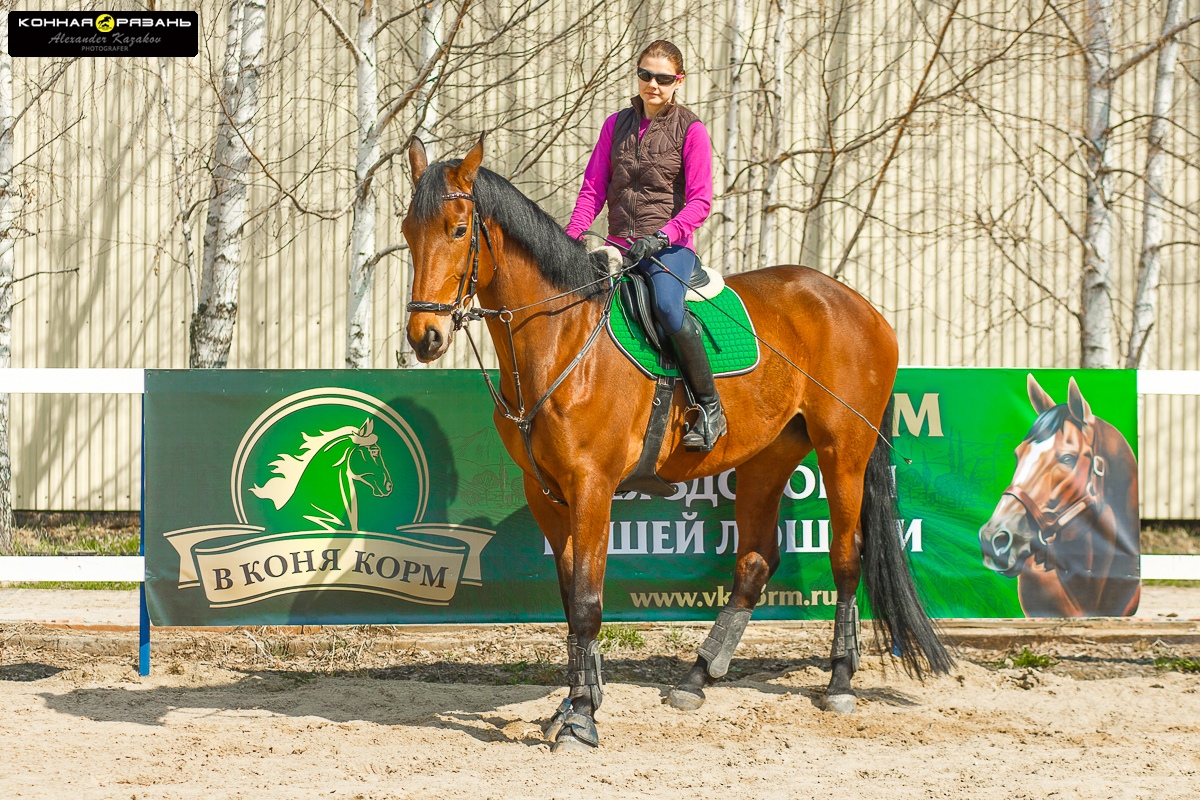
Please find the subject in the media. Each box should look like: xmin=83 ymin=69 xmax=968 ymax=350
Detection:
xmin=453 ymin=224 xmax=468 ymax=239
xmin=1059 ymin=453 xmax=1078 ymax=468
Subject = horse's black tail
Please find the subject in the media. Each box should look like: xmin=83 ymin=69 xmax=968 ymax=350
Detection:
xmin=859 ymin=400 xmax=954 ymax=679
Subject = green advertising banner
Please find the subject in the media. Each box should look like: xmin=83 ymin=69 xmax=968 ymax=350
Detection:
xmin=144 ymin=368 xmax=1139 ymax=625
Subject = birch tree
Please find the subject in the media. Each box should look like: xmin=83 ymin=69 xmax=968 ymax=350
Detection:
xmin=316 ymin=0 xmax=468 ymax=369
xmin=800 ymin=0 xmax=851 ymax=272
xmin=718 ymin=0 xmax=747 ymax=273
xmin=1073 ymin=0 xmax=1199 ymax=367
xmin=190 ymin=0 xmax=267 ymax=369
xmin=396 ymin=0 xmax=444 ymax=368
xmin=1079 ymin=0 xmax=1116 ymax=369
xmin=346 ymin=0 xmax=381 ymax=369
xmin=757 ymin=0 xmax=791 ymax=267
xmin=0 ymin=11 xmax=13 ymax=551
xmin=414 ymin=0 xmax=444 ymax=152
xmin=1126 ymin=0 xmax=1187 ymax=368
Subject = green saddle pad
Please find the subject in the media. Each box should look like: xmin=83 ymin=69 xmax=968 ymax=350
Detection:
xmin=607 ymin=278 xmax=760 ymax=378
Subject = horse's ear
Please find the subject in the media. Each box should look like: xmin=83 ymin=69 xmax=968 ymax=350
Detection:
xmin=450 ymin=133 xmax=485 ymax=189
xmin=359 ymin=418 xmax=374 ymax=437
xmin=408 ymin=137 xmax=428 ymax=183
xmin=1027 ymin=373 xmax=1056 ymax=415
xmin=1066 ymin=376 xmax=1094 ymax=424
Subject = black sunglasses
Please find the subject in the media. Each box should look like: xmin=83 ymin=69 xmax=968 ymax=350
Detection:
xmin=637 ymin=67 xmax=682 ymax=86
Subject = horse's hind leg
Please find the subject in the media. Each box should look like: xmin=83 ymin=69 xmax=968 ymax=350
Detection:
xmin=668 ymin=433 xmax=809 ymax=711
xmin=817 ymin=443 xmax=872 ymax=714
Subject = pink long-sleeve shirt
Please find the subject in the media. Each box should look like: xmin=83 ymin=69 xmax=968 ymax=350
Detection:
xmin=565 ymin=112 xmax=713 ymax=251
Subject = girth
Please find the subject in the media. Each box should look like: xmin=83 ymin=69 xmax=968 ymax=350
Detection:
xmin=614 ymin=374 xmax=678 ymax=497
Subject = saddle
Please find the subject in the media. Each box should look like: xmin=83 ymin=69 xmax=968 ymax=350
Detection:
xmin=616 ymin=259 xmax=725 ymax=356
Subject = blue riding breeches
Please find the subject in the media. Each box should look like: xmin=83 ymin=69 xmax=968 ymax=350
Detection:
xmin=635 ymin=245 xmax=697 ymax=336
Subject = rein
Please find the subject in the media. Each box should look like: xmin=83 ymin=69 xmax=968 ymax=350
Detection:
xmin=406 ymin=192 xmax=621 ymax=505
xmin=1002 ymin=422 xmax=1107 ymax=550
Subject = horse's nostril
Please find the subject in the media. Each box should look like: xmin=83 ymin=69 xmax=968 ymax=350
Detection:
xmin=991 ymin=529 xmax=1013 ymax=556
xmin=424 ymin=327 xmax=442 ymax=350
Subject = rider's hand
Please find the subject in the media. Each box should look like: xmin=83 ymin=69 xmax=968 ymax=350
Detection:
xmin=627 ymin=233 xmax=668 ymax=263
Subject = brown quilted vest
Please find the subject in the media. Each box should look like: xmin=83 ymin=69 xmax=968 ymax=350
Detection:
xmin=606 ymin=97 xmax=701 ymax=241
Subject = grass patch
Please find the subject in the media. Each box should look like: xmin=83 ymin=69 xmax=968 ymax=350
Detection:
xmin=1154 ymin=656 xmax=1200 ymax=674
xmin=597 ymin=623 xmax=645 ymax=651
xmin=8 ymin=581 xmax=139 ymax=590
xmin=999 ymin=647 xmax=1055 ymax=669
xmin=663 ymin=624 xmax=689 ymax=649
xmin=10 ymin=524 xmax=139 ymax=557
xmin=1141 ymin=523 xmax=1200 ymax=555
xmin=2 ymin=515 xmax=140 ymax=589
xmin=499 ymin=657 xmax=557 ymax=685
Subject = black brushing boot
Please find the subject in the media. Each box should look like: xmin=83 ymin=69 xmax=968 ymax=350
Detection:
xmin=670 ymin=315 xmax=727 ymax=451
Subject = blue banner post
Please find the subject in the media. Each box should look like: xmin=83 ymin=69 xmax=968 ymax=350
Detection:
xmin=138 ymin=395 xmax=150 ymax=676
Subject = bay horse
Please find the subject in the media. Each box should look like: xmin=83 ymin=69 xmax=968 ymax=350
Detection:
xmin=402 ymin=136 xmax=952 ymax=751
xmin=979 ymin=375 xmax=1140 ymax=617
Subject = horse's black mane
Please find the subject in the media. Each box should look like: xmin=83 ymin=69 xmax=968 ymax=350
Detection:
xmin=410 ymin=161 xmax=604 ymax=299
xmin=1023 ymin=404 xmax=1070 ymax=444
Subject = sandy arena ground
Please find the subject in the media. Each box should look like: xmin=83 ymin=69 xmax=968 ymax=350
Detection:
xmin=0 ymin=591 xmax=1198 ymax=799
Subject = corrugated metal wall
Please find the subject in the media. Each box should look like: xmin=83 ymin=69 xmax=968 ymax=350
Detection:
xmin=6 ymin=0 xmax=1199 ymax=516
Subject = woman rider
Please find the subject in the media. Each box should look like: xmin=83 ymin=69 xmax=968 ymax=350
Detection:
xmin=565 ymin=40 xmax=726 ymax=451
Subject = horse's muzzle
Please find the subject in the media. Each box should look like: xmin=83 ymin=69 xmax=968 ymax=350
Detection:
xmin=407 ymin=317 xmax=451 ymax=362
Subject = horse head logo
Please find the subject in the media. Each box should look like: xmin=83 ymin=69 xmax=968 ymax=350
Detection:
xmin=979 ymin=374 xmax=1139 ymax=617
xmin=342 ymin=419 xmax=393 ymax=499
xmin=250 ymin=416 xmax=394 ymax=532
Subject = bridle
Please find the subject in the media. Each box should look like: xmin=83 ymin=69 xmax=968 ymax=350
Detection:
xmin=405 ymin=191 xmax=620 ymax=505
xmin=405 ymin=191 xmax=491 ymax=330
xmin=1002 ymin=421 xmax=1107 ymax=549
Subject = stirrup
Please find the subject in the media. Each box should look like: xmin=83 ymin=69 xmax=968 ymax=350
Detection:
xmin=683 ymin=400 xmax=727 ymax=451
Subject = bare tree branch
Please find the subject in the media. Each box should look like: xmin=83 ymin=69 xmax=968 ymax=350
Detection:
xmin=309 ymin=0 xmax=365 ymax=65
xmin=1105 ymin=11 xmax=1200 ymax=85
xmin=832 ymin=0 xmax=962 ymax=278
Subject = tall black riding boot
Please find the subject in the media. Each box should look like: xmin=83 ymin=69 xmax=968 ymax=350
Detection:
xmin=670 ymin=315 xmax=727 ymax=451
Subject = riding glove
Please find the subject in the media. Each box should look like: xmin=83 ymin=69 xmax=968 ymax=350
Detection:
xmin=627 ymin=232 xmax=669 ymax=263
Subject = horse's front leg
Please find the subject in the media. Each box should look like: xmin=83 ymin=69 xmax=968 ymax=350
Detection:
xmin=539 ymin=481 xmax=613 ymax=753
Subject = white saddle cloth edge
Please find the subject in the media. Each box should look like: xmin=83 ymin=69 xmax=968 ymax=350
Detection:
xmin=590 ymin=246 xmax=725 ymax=301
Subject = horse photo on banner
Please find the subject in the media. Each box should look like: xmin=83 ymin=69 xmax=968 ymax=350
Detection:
xmin=978 ymin=374 xmax=1140 ymax=617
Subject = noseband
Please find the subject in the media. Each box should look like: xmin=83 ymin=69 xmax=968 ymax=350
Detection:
xmin=1002 ymin=422 xmax=1107 ymax=548
xmin=405 ymin=191 xmax=495 ymax=330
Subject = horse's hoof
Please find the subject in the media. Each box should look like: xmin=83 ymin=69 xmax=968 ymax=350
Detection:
xmin=543 ymin=697 xmax=571 ymax=740
xmin=824 ymin=693 xmax=857 ymax=714
xmin=550 ymin=732 xmax=598 ymax=753
xmin=544 ymin=716 xmax=565 ymax=741
xmin=548 ymin=711 xmax=599 ymax=752
xmin=666 ymin=686 xmax=706 ymax=711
